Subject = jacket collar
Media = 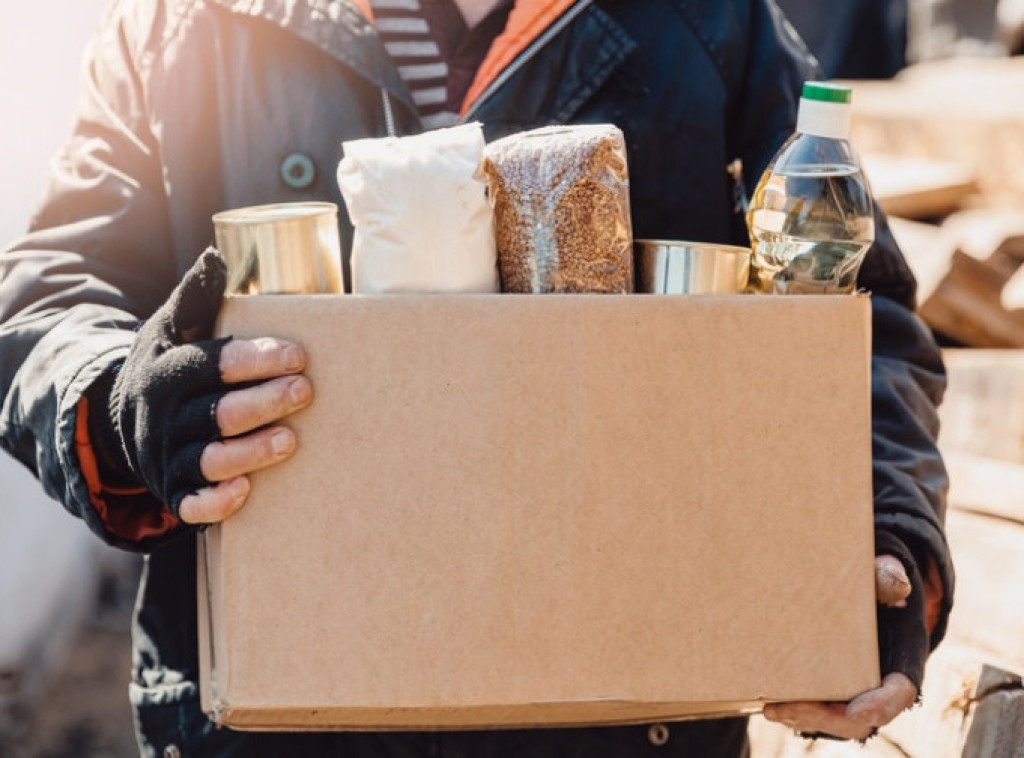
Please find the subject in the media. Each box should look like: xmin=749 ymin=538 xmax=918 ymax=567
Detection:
xmin=348 ymin=0 xmax=583 ymax=114
xmin=463 ymin=0 xmax=581 ymax=114
xmin=206 ymin=0 xmax=405 ymax=94
xmin=207 ymin=0 xmax=618 ymax=120
xmin=466 ymin=2 xmax=635 ymax=126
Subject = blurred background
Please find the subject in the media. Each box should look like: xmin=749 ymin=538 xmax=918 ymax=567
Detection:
xmin=1 ymin=0 xmax=1022 ymax=756
xmin=0 ymin=2 xmax=141 ymax=756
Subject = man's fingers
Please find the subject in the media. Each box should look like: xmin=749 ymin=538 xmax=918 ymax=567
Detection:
xmin=846 ymin=672 xmax=918 ymax=728
xmin=876 ymin=554 xmax=912 ymax=608
xmin=158 ymin=248 xmax=227 ymax=344
xmin=179 ymin=336 xmax=308 ymax=525
xmin=179 ymin=476 xmax=250 ymax=524
xmin=220 ymin=337 xmax=306 ymax=384
xmin=763 ymin=701 xmax=872 ymax=741
xmin=215 ymin=375 xmax=312 ymax=438
xmin=762 ymin=672 xmax=918 ymax=742
xmin=200 ymin=426 xmax=298 ymax=483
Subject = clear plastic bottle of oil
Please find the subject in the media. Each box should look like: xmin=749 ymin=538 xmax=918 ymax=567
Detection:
xmin=746 ymin=82 xmax=874 ymax=294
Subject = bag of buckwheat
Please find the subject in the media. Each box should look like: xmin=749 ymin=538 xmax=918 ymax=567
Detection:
xmin=482 ymin=124 xmax=634 ymax=293
xmin=337 ymin=122 xmax=499 ymax=293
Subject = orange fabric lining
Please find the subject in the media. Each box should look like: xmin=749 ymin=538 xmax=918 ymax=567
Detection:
xmin=75 ymin=396 xmax=180 ymax=543
xmin=461 ymin=0 xmax=578 ymax=115
xmin=923 ymin=555 xmax=944 ymax=635
xmin=352 ymin=0 xmax=373 ymax=22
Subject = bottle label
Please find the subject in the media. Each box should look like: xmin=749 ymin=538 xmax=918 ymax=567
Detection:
xmin=796 ymin=98 xmax=851 ymax=140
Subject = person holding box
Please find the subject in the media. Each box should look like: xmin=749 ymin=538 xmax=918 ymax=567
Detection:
xmin=0 ymin=0 xmax=953 ymax=755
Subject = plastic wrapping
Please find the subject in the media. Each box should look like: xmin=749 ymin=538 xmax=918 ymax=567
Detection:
xmin=337 ymin=122 xmax=499 ymax=294
xmin=482 ymin=124 xmax=634 ymax=293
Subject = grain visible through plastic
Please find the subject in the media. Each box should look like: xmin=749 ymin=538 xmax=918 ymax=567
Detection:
xmin=483 ymin=125 xmax=634 ymax=293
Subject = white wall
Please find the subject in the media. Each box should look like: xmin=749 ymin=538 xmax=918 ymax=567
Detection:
xmin=0 ymin=0 xmax=118 ymax=706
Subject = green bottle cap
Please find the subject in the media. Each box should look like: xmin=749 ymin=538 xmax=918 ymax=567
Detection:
xmin=801 ymin=81 xmax=852 ymax=104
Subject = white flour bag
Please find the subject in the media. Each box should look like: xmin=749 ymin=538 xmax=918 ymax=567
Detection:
xmin=337 ymin=122 xmax=499 ymax=293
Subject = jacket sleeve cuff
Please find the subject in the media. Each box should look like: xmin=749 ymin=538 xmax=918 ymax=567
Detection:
xmin=874 ymin=512 xmax=954 ymax=650
xmin=75 ymin=392 xmax=183 ymax=544
xmin=57 ymin=347 xmax=186 ymax=552
xmin=874 ymin=529 xmax=929 ymax=692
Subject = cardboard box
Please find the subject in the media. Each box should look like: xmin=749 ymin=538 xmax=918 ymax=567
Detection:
xmin=200 ymin=294 xmax=879 ymax=730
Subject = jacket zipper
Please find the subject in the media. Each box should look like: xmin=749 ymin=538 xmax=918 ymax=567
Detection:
xmin=460 ymin=0 xmax=594 ymax=123
xmin=380 ymin=89 xmax=398 ymax=137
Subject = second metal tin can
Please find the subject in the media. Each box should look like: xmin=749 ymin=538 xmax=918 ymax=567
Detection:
xmin=634 ymin=239 xmax=751 ymax=295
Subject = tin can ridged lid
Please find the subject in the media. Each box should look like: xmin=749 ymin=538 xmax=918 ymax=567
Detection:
xmin=212 ymin=201 xmax=337 ymax=226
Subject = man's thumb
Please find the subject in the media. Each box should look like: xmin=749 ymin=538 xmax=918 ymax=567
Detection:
xmin=876 ymin=554 xmax=912 ymax=608
xmin=159 ymin=247 xmax=228 ymax=343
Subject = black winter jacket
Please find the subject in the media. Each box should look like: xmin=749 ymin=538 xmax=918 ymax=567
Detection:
xmin=0 ymin=0 xmax=952 ymax=755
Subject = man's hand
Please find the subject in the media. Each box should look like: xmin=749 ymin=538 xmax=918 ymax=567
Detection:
xmin=762 ymin=547 xmax=926 ymax=741
xmin=88 ymin=248 xmax=312 ymax=525
xmin=762 ymin=671 xmax=917 ymax=741
xmin=178 ymin=336 xmax=311 ymax=524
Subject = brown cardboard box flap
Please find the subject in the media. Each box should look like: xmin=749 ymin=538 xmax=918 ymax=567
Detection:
xmin=201 ymin=294 xmax=878 ymax=730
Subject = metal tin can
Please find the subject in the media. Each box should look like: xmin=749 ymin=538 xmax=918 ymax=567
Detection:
xmin=213 ymin=202 xmax=344 ymax=295
xmin=634 ymin=239 xmax=751 ymax=295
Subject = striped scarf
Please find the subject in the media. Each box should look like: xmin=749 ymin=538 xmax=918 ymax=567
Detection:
xmin=371 ymin=0 xmax=460 ymax=130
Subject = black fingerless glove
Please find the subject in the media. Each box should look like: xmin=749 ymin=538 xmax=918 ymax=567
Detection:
xmin=875 ymin=528 xmax=929 ymax=694
xmin=88 ymin=248 xmax=232 ymax=517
